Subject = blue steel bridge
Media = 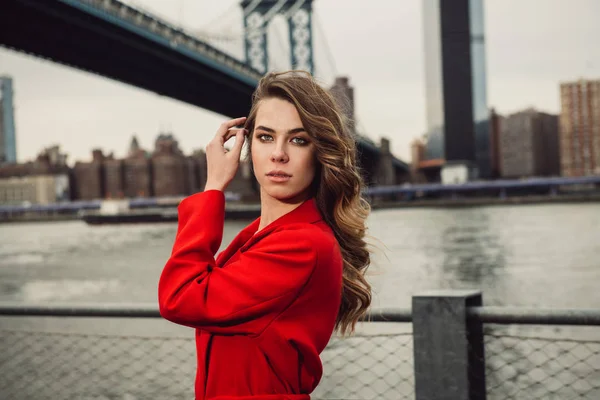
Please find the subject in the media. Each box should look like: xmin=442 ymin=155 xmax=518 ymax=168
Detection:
xmin=0 ymin=0 xmax=410 ymax=185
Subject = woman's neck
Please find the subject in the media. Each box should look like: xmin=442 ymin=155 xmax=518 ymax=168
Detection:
xmin=257 ymin=190 xmax=309 ymax=232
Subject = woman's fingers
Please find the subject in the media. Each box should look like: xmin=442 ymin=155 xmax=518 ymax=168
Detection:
xmin=224 ymin=128 xmax=246 ymax=143
xmin=230 ymin=130 xmax=246 ymax=159
xmin=204 ymin=119 xmax=248 ymax=191
xmin=216 ymin=117 xmax=247 ymax=143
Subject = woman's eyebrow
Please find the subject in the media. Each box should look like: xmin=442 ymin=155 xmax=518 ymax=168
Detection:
xmin=255 ymin=125 xmax=275 ymax=133
xmin=255 ymin=125 xmax=306 ymax=134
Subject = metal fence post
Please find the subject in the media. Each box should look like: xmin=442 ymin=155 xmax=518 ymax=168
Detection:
xmin=412 ymin=290 xmax=486 ymax=400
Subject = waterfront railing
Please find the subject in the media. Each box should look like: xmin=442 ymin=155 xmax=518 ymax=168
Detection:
xmin=1 ymin=290 xmax=599 ymax=399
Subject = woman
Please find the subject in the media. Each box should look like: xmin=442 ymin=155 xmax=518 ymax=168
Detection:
xmin=158 ymin=71 xmax=372 ymax=400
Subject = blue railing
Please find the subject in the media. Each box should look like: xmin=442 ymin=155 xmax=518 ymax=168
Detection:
xmin=365 ymin=175 xmax=600 ymax=196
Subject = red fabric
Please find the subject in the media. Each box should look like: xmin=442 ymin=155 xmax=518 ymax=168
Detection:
xmin=158 ymin=190 xmax=343 ymax=400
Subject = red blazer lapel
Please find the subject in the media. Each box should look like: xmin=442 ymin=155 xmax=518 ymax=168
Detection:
xmin=240 ymin=198 xmax=323 ymax=253
xmin=217 ymin=198 xmax=324 ymax=266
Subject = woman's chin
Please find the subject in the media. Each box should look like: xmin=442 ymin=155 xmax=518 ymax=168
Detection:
xmin=261 ymin=187 xmax=310 ymax=203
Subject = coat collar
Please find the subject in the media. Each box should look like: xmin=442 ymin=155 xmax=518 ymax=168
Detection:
xmin=216 ymin=198 xmax=323 ymax=266
xmin=247 ymin=197 xmax=323 ymax=244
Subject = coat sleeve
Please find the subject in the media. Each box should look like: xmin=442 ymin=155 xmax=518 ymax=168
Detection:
xmin=158 ymin=190 xmax=318 ymax=335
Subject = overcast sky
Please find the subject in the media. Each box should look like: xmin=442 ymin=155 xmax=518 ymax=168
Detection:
xmin=1 ymin=0 xmax=599 ymax=163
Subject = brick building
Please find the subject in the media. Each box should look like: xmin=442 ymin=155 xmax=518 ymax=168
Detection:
xmin=329 ymin=76 xmax=356 ymax=134
xmin=73 ymin=149 xmax=105 ymax=200
xmin=103 ymin=158 xmax=124 ymax=199
xmin=118 ymin=135 xmax=150 ymax=198
xmin=151 ymin=133 xmax=187 ymax=197
xmin=186 ymin=149 xmax=207 ymax=194
xmin=500 ymin=108 xmax=559 ymax=178
xmin=152 ymin=155 xmax=187 ymax=197
xmin=559 ymin=79 xmax=600 ymax=177
xmin=124 ymin=156 xmax=152 ymax=198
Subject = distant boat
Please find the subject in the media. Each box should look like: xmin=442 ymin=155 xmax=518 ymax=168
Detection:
xmin=80 ymin=199 xmax=261 ymax=225
xmin=80 ymin=208 xmax=178 ymax=225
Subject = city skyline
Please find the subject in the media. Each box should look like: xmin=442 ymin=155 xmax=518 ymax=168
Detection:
xmin=1 ymin=0 xmax=599 ymax=164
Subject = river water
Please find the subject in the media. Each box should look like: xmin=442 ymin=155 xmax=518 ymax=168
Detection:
xmin=1 ymin=202 xmax=599 ymax=399
xmin=1 ymin=202 xmax=599 ymax=308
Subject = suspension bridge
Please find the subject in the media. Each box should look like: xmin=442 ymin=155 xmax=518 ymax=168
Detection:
xmin=0 ymin=0 xmax=410 ymax=185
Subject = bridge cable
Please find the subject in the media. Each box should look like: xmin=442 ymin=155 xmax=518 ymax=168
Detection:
xmin=243 ymin=0 xmax=293 ymax=38
xmin=313 ymin=10 xmax=338 ymax=78
xmin=269 ymin=17 xmax=292 ymax=71
xmin=239 ymin=0 xmax=307 ymax=39
xmin=243 ymin=0 xmax=263 ymax=16
xmin=201 ymin=2 xmax=240 ymax=32
xmin=284 ymin=0 xmax=307 ymax=21
xmin=270 ymin=0 xmax=310 ymax=71
xmin=262 ymin=0 xmax=288 ymax=24
xmin=204 ymin=0 xmax=309 ymax=66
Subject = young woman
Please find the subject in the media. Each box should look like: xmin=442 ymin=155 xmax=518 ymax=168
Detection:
xmin=158 ymin=71 xmax=372 ymax=400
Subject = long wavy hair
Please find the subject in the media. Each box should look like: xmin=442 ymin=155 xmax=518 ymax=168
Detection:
xmin=244 ymin=71 xmax=371 ymax=335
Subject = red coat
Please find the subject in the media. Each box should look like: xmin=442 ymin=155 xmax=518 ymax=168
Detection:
xmin=158 ymin=190 xmax=343 ymax=400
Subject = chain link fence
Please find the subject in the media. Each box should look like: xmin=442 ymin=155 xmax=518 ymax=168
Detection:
xmin=0 ymin=329 xmax=196 ymax=399
xmin=314 ymin=332 xmax=414 ymax=400
xmin=484 ymin=328 xmax=600 ymax=400
xmin=0 ymin=327 xmax=414 ymax=400
xmin=1 ymin=309 xmax=599 ymax=399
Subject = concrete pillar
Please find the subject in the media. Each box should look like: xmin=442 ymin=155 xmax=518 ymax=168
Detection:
xmin=412 ymin=290 xmax=487 ymax=400
xmin=376 ymin=137 xmax=395 ymax=186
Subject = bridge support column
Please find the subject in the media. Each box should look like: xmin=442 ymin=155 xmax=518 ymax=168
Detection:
xmin=287 ymin=1 xmax=314 ymax=74
xmin=243 ymin=6 xmax=269 ymax=73
xmin=241 ymin=0 xmax=314 ymax=75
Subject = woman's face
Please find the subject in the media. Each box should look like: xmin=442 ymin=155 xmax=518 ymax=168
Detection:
xmin=251 ymin=97 xmax=317 ymax=203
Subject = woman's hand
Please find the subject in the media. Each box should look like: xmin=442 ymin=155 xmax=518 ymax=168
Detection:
xmin=204 ymin=117 xmax=248 ymax=192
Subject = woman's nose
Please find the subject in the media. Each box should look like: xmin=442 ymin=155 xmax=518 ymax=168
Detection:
xmin=270 ymin=144 xmax=289 ymax=163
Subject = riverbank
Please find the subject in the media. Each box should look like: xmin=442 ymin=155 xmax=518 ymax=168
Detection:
xmin=2 ymin=192 xmax=599 ymax=224
xmin=0 ymin=213 xmax=81 ymax=224
xmin=370 ymin=192 xmax=600 ymax=209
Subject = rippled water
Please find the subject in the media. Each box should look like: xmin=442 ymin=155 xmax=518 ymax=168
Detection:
xmin=1 ymin=203 xmax=599 ymax=307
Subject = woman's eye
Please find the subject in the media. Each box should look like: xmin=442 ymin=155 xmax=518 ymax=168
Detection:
xmin=257 ymin=134 xmax=273 ymax=142
xmin=291 ymin=137 xmax=308 ymax=145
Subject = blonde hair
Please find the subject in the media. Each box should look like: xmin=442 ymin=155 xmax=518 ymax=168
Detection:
xmin=244 ymin=71 xmax=371 ymax=335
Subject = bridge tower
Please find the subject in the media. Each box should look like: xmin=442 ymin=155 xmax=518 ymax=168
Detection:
xmin=241 ymin=0 xmax=314 ymax=75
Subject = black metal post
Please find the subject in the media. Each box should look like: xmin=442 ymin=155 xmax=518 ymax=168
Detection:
xmin=412 ymin=290 xmax=487 ymax=400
